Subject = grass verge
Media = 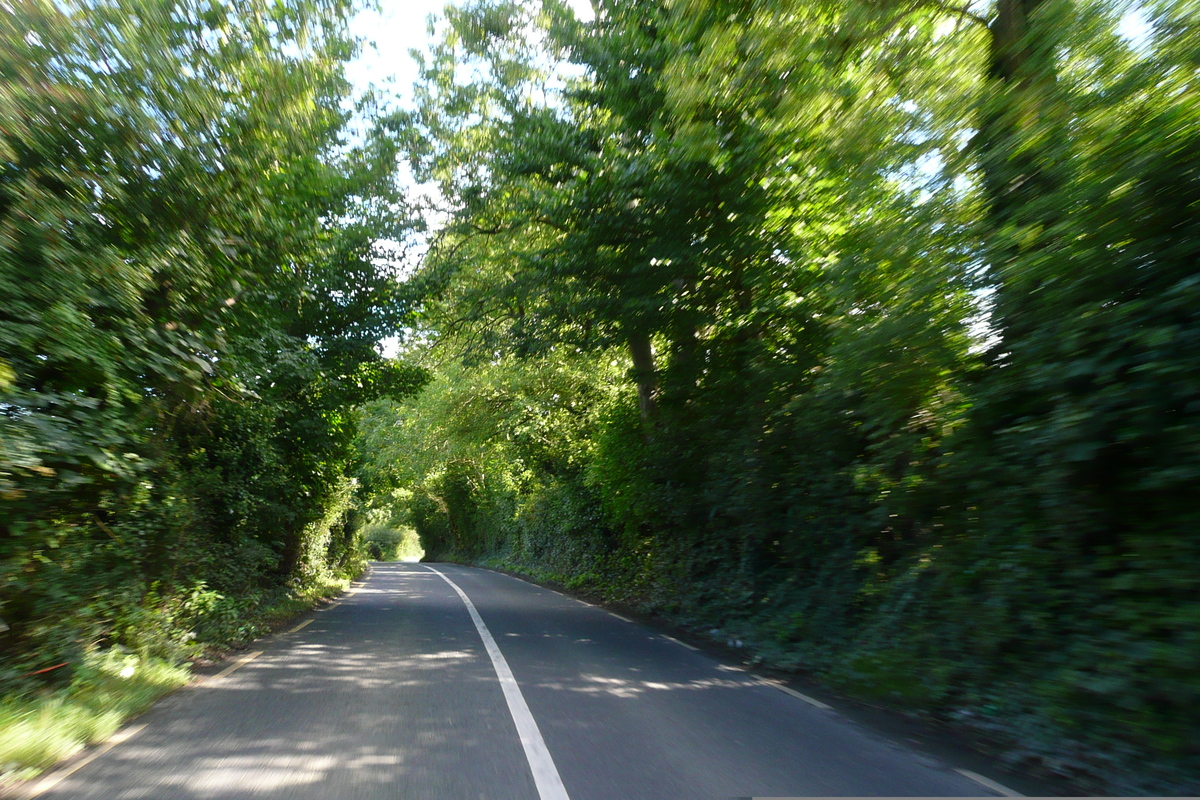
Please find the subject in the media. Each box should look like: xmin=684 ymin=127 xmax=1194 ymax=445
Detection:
xmin=0 ymin=649 xmax=188 ymax=781
xmin=0 ymin=572 xmax=358 ymax=784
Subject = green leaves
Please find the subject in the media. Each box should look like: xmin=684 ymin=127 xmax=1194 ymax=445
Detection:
xmin=1 ymin=0 xmax=423 ymax=688
xmin=371 ymin=0 xmax=1200 ymax=786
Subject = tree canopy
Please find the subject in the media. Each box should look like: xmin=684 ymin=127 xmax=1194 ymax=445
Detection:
xmin=2 ymin=0 xmax=1197 ymax=790
xmin=1 ymin=0 xmax=426 ymax=685
xmin=360 ymin=0 xmax=1200 ymax=791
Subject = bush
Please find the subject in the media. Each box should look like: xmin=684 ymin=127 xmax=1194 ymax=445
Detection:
xmin=362 ymin=525 xmax=424 ymax=561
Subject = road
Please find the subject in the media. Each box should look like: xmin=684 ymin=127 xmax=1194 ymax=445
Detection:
xmin=32 ymin=563 xmax=1010 ymax=799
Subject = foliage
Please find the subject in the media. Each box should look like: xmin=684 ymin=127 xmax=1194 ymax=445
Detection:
xmin=2 ymin=0 xmax=1195 ymax=791
xmin=0 ymin=648 xmax=190 ymax=780
xmin=363 ymin=0 xmax=1200 ymax=791
xmin=0 ymin=0 xmax=425 ymax=714
xmin=361 ymin=524 xmax=424 ymax=561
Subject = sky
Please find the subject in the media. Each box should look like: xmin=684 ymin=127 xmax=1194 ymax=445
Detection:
xmin=347 ymin=0 xmax=597 ymax=358
xmin=345 ymin=0 xmax=448 ymax=106
xmin=346 ymin=0 xmax=594 ymax=106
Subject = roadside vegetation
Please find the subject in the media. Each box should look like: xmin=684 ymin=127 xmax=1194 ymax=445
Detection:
xmin=3 ymin=0 xmax=1197 ymax=793
xmin=0 ymin=0 xmax=423 ymax=779
xmin=0 ymin=650 xmax=188 ymax=780
xmin=363 ymin=522 xmax=425 ymax=562
xmin=0 ymin=575 xmax=349 ymax=781
xmin=356 ymin=0 xmax=1200 ymax=794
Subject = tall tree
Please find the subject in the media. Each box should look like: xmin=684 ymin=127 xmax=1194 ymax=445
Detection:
xmin=1 ymin=0 xmax=425 ymax=678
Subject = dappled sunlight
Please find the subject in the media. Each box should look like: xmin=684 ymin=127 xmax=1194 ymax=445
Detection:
xmin=209 ymin=640 xmax=486 ymax=694
xmin=537 ymin=673 xmax=753 ymax=700
xmin=186 ymin=754 xmax=339 ymax=793
xmin=71 ymin=739 xmax=424 ymax=799
xmin=413 ymin=650 xmax=475 ymax=660
xmin=45 ymin=565 xmax=525 ymax=800
xmin=501 ymin=631 xmax=594 ymax=643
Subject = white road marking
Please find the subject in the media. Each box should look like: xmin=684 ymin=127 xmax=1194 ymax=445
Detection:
xmin=424 ymin=565 xmax=570 ymax=800
xmin=286 ymin=619 xmax=313 ymax=634
xmin=608 ymin=612 xmax=632 ymax=623
xmin=26 ymin=724 xmax=146 ymax=797
xmin=758 ymin=678 xmax=832 ymax=710
xmin=492 ymin=570 xmax=536 ymax=586
xmin=955 ymin=768 xmax=1024 ymax=797
xmin=212 ymin=650 xmax=263 ymax=681
xmin=660 ymin=634 xmax=699 ymax=651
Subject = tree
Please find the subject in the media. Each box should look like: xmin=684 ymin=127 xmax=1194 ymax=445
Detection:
xmin=0 ymin=0 xmax=425 ymax=681
xmin=371 ymin=0 xmax=1200 ymax=785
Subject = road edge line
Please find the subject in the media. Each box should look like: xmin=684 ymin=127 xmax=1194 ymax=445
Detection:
xmin=211 ymin=650 xmax=263 ymax=681
xmin=424 ymin=565 xmax=570 ymax=800
xmin=759 ymin=678 xmax=833 ymax=710
xmin=660 ymin=634 xmax=699 ymax=651
xmin=955 ymin=768 xmax=1024 ymax=797
xmin=24 ymin=724 xmax=146 ymax=798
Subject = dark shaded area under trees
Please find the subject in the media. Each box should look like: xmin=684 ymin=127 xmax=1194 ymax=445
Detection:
xmin=357 ymin=0 xmax=1200 ymax=793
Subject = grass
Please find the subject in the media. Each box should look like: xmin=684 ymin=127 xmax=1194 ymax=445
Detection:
xmin=0 ymin=570 xmax=359 ymax=783
xmin=0 ymin=649 xmax=189 ymax=781
xmin=255 ymin=575 xmax=352 ymax=630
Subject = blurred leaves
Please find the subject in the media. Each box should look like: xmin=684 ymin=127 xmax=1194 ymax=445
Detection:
xmin=1 ymin=0 xmax=423 ymax=689
xmin=374 ymin=0 xmax=1200 ymax=789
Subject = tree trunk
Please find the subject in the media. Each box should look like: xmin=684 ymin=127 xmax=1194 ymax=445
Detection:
xmin=979 ymin=0 xmax=1067 ymax=349
xmin=981 ymin=0 xmax=1059 ymax=219
xmin=629 ymin=332 xmax=658 ymax=422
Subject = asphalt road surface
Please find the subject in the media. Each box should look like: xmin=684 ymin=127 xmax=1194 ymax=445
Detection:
xmin=33 ymin=563 xmax=1009 ymax=799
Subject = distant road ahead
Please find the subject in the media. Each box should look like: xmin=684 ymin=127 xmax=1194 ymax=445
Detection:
xmin=36 ymin=563 xmax=1005 ymax=799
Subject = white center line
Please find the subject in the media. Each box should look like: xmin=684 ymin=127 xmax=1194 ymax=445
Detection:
xmin=424 ymin=565 xmax=570 ymax=800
